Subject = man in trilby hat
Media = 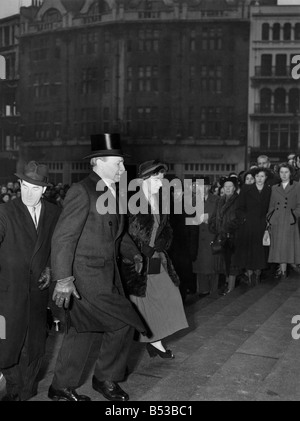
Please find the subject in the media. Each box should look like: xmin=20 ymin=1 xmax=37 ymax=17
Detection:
xmin=48 ymin=133 xmax=145 ymax=402
xmin=0 ymin=161 xmax=61 ymax=401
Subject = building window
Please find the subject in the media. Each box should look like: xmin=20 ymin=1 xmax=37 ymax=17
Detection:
xmin=275 ymin=54 xmax=287 ymax=76
xmin=189 ymin=30 xmax=196 ymax=52
xmin=273 ymin=23 xmax=280 ymax=41
xmin=201 ymin=27 xmax=222 ymax=50
xmin=138 ymin=29 xmax=160 ymax=52
xmin=262 ymin=23 xmax=270 ymax=41
xmin=295 ymin=23 xmax=300 ymax=40
xmin=138 ymin=66 xmax=158 ymax=92
xmin=283 ymin=23 xmax=291 ymax=41
xmin=81 ymin=67 xmax=97 ymax=95
xmin=103 ymin=67 xmax=110 ymax=94
xmin=201 ymin=66 xmax=222 ymax=93
xmin=260 ymin=88 xmax=272 ymax=113
xmin=34 ymin=111 xmax=50 ymax=140
xmin=104 ymin=32 xmax=110 ymax=53
xmin=274 ymin=88 xmax=286 ymax=113
xmin=137 ymin=107 xmax=158 ymax=138
xmin=261 ymin=54 xmax=272 ymax=76
xmin=189 ymin=66 xmax=195 ymax=92
xmin=80 ymin=32 xmax=97 ymax=55
xmin=31 ymin=37 xmax=49 ymax=61
xmin=200 ymin=107 xmax=221 ymax=137
xmin=126 ymin=66 xmax=133 ymax=92
xmin=288 ymin=88 xmax=300 ymax=114
xmin=33 ymin=73 xmax=50 ymax=98
xmin=163 ymin=65 xmax=171 ymax=92
xmin=260 ymin=123 xmax=298 ymax=150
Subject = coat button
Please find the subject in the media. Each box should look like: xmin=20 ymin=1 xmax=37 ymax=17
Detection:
xmin=109 ymin=221 xmax=113 ymax=226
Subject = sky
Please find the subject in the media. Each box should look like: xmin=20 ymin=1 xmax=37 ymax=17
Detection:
xmin=0 ymin=0 xmax=32 ymax=19
xmin=0 ymin=0 xmax=300 ymax=19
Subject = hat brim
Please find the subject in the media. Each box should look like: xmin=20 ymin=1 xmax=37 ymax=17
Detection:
xmin=14 ymin=173 xmax=51 ymax=187
xmin=138 ymin=163 xmax=168 ymax=178
xmin=83 ymin=150 xmax=130 ymax=160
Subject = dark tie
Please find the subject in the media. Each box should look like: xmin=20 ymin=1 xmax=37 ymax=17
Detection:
xmin=33 ymin=207 xmax=38 ymax=229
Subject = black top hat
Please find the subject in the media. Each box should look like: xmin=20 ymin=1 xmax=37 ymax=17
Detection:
xmin=15 ymin=161 xmax=50 ymax=187
xmin=83 ymin=133 xmax=128 ymax=159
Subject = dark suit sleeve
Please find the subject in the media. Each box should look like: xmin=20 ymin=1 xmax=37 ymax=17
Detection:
xmin=120 ymin=232 xmax=141 ymax=261
xmin=51 ymin=184 xmax=89 ymax=281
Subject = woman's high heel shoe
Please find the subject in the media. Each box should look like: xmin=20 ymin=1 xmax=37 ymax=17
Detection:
xmin=146 ymin=343 xmax=175 ymax=359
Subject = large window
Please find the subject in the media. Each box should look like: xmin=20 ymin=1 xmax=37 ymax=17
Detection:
xmin=200 ymin=107 xmax=221 ymax=137
xmin=262 ymin=23 xmax=270 ymax=40
xmin=138 ymin=66 xmax=158 ymax=92
xmin=81 ymin=67 xmax=97 ymax=95
xmin=137 ymin=107 xmax=158 ymax=138
xmin=260 ymin=123 xmax=298 ymax=150
xmin=201 ymin=66 xmax=222 ymax=93
xmin=201 ymin=27 xmax=222 ymax=50
xmin=80 ymin=32 xmax=97 ymax=55
xmin=138 ymin=29 xmax=160 ymax=52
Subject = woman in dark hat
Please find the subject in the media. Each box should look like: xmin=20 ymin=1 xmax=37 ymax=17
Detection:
xmin=209 ymin=176 xmax=240 ymax=295
xmin=233 ymin=167 xmax=272 ymax=286
xmin=122 ymin=160 xmax=188 ymax=358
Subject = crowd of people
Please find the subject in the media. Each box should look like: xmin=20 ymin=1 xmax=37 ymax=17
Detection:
xmin=0 ymin=140 xmax=300 ymax=402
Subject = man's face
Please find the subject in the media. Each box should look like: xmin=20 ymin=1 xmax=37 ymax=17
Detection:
xmin=257 ymin=158 xmax=270 ymax=168
xmin=97 ymin=156 xmax=125 ymax=183
xmin=20 ymin=180 xmax=46 ymax=207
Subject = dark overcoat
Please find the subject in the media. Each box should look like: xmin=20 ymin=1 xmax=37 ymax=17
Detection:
xmin=267 ymin=181 xmax=300 ymax=264
xmin=51 ymin=171 xmax=145 ymax=333
xmin=122 ymin=197 xmax=180 ymax=297
xmin=192 ymin=193 xmax=220 ymax=274
xmin=233 ymin=184 xmax=271 ymax=270
xmin=0 ymin=198 xmax=61 ymax=367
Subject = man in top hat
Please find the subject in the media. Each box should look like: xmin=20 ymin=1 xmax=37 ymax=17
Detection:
xmin=0 ymin=161 xmax=61 ymax=401
xmin=48 ymin=133 xmax=145 ymax=402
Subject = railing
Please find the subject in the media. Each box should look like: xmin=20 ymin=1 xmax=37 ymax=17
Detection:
xmin=254 ymin=66 xmax=294 ymax=78
xmin=254 ymin=103 xmax=297 ymax=114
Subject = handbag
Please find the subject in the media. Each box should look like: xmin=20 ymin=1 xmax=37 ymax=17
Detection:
xmin=262 ymin=227 xmax=271 ymax=246
xmin=210 ymin=235 xmax=223 ymax=254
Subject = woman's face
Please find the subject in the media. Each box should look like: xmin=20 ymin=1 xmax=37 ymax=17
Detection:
xmin=147 ymin=172 xmax=164 ymax=194
xmin=245 ymin=174 xmax=255 ymax=185
xmin=223 ymin=181 xmax=235 ymax=196
xmin=255 ymin=171 xmax=267 ymax=186
xmin=2 ymin=194 xmax=10 ymax=203
xmin=1 ymin=186 xmax=7 ymax=195
xmin=280 ymin=167 xmax=291 ymax=183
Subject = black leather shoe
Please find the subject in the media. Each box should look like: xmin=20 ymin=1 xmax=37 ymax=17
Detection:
xmin=48 ymin=385 xmax=91 ymax=401
xmin=92 ymin=377 xmax=129 ymax=401
xmin=1 ymin=394 xmax=20 ymax=401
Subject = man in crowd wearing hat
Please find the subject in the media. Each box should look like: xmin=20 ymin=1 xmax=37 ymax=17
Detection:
xmin=48 ymin=133 xmax=145 ymax=402
xmin=0 ymin=161 xmax=61 ymax=401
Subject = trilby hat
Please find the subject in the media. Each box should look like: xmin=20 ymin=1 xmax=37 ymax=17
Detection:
xmin=15 ymin=161 xmax=50 ymax=187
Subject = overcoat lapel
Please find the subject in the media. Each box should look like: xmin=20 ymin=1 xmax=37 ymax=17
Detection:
xmin=277 ymin=182 xmax=295 ymax=197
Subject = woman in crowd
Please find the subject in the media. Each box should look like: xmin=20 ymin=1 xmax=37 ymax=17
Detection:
xmin=191 ymin=176 xmax=220 ymax=297
xmin=267 ymin=163 xmax=300 ymax=279
xmin=122 ymin=160 xmax=188 ymax=359
xmin=243 ymin=169 xmax=256 ymax=186
xmin=209 ymin=177 xmax=240 ymax=295
xmin=234 ymin=168 xmax=272 ymax=286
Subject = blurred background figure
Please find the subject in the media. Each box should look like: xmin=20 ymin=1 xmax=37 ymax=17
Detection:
xmin=191 ymin=176 xmax=220 ymax=298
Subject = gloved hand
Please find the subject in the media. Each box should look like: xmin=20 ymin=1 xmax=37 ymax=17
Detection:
xmin=38 ymin=267 xmax=51 ymax=291
xmin=133 ymin=254 xmax=143 ymax=274
xmin=52 ymin=276 xmax=80 ymax=309
xmin=141 ymin=244 xmax=155 ymax=258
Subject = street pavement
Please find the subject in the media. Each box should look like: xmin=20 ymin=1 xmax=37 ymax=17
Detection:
xmin=1 ymin=272 xmax=300 ymax=402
